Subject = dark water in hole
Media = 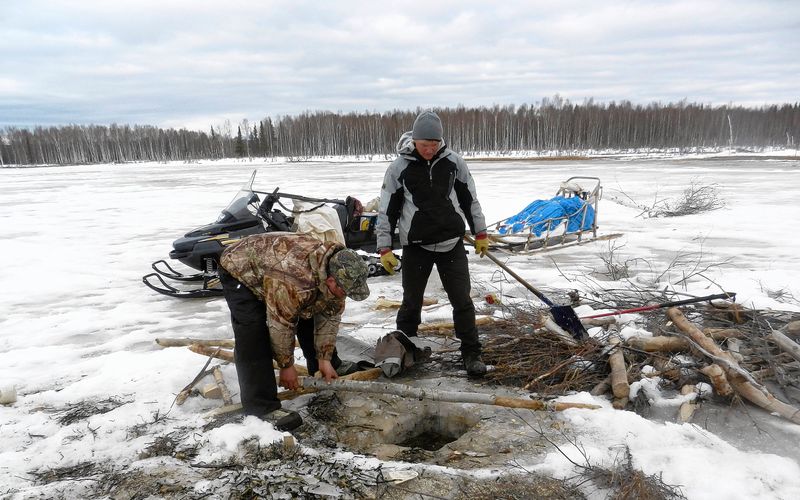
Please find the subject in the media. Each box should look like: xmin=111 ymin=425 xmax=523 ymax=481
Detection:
xmin=398 ymin=431 xmax=457 ymax=451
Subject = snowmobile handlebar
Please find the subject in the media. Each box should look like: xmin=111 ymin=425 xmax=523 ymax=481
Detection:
xmin=253 ymin=189 xmax=346 ymax=206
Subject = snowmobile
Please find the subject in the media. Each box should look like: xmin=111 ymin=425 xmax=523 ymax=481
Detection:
xmin=143 ymin=170 xmax=399 ymax=298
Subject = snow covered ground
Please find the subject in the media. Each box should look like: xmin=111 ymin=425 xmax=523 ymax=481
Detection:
xmin=2 ymin=153 xmax=800 ymax=498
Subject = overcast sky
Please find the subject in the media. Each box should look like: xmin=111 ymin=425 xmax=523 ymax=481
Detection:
xmin=2 ymin=0 xmax=798 ymax=132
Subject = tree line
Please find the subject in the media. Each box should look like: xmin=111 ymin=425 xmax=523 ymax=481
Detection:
xmin=2 ymin=98 xmax=798 ymax=166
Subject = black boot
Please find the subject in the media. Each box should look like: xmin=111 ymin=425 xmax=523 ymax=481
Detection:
xmin=261 ymin=408 xmax=303 ymax=432
xmin=463 ymin=351 xmax=487 ymax=377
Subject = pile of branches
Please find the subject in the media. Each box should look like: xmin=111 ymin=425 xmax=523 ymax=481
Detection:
xmin=480 ymin=296 xmax=800 ymax=425
xmin=47 ymin=397 xmax=129 ymax=425
xmin=610 ymin=178 xmax=726 ymax=218
xmin=482 ymin=305 xmax=609 ymax=395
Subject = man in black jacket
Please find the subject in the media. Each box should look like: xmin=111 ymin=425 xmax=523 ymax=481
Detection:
xmin=375 ymin=110 xmax=489 ymax=376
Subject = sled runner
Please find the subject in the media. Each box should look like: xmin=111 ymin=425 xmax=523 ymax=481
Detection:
xmin=143 ymin=170 xmax=399 ymax=299
xmin=486 ymin=176 xmax=614 ymax=253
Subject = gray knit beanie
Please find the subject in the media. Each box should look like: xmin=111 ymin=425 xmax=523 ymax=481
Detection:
xmin=411 ymin=111 xmax=443 ymax=141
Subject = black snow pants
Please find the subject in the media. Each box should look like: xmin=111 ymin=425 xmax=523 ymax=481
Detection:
xmin=395 ymin=239 xmax=481 ymax=356
xmin=219 ymin=267 xmax=342 ymax=415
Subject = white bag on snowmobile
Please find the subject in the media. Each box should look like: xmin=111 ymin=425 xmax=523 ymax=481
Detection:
xmin=292 ymin=200 xmax=346 ymax=245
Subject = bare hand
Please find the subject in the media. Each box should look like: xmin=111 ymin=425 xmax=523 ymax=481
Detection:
xmin=317 ymin=359 xmax=338 ymax=383
xmin=279 ymin=365 xmax=299 ymax=390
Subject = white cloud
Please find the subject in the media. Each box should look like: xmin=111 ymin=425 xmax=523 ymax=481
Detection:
xmin=1 ymin=0 xmax=798 ymax=130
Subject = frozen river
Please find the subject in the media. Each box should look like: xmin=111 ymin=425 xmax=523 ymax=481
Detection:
xmin=2 ymin=155 xmax=800 ymax=498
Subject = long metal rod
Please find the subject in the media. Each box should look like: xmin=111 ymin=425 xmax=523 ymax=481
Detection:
xmin=582 ymin=292 xmax=736 ymax=319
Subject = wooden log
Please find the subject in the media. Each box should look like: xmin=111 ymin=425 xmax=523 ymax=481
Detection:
xmin=704 ymin=303 xmax=749 ymax=324
xmin=612 ymin=397 xmax=628 ymax=410
xmin=590 ymin=375 xmax=611 ymax=396
xmin=786 ymin=321 xmax=800 ymax=339
xmin=726 ymin=338 xmax=745 ymax=363
xmin=678 ymin=384 xmax=698 ymax=423
xmin=283 ymin=435 xmax=296 ymax=452
xmin=626 ymin=336 xmax=690 ymax=353
xmin=206 ymin=368 xmax=384 ymax=418
xmin=175 ymin=365 xmax=215 ymax=406
xmin=668 ymin=307 xmax=800 ymax=425
xmin=299 ymin=376 xmax=600 ymax=411
xmin=608 ymin=336 xmax=630 ymax=399
xmin=275 ymin=367 xmax=384 ymax=400
xmin=699 ymin=363 xmax=732 ymax=397
xmin=769 ymin=329 xmax=800 ymax=363
xmin=186 ymin=344 xmax=312 ymax=376
xmin=212 ymin=366 xmax=233 ymax=406
xmin=188 ymin=344 xmax=234 ymax=362
xmin=156 ymin=337 xmax=235 ymax=348
xmin=374 ymin=296 xmax=438 ymax=310
xmin=418 ymin=315 xmax=497 ymax=333
xmin=703 ymin=328 xmax=744 ymax=340
xmin=582 ymin=317 xmax=618 ymax=328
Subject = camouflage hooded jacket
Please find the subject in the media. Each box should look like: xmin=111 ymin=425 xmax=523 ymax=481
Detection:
xmin=219 ymin=232 xmax=345 ymax=368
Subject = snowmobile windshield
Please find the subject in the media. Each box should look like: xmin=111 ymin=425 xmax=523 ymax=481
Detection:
xmin=216 ymin=172 xmax=260 ymax=224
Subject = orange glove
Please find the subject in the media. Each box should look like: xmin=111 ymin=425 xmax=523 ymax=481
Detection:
xmin=474 ymin=232 xmax=489 ymax=257
xmin=379 ymin=248 xmax=399 ymax=274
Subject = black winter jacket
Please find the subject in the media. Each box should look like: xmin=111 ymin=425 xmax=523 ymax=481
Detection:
xmin=376 ymin=132 xmax=486 ymax=248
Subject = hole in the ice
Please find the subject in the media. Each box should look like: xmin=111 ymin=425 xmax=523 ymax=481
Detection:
xmin=397 ymin=429 xmax=459 ymax=451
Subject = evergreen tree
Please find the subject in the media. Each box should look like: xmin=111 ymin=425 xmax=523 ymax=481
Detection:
xmin=234 ymin=126 xmax=245 ymax=158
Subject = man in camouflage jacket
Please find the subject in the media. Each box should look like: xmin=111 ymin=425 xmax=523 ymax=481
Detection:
xmin=219 ymin=232 xmax=369 ymax=425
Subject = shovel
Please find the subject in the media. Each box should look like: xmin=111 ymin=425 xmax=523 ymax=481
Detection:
xmin=465 ymin=235 xmax=588 ymax=340
xmin=582 ymin=292 xmax=736 ymax=319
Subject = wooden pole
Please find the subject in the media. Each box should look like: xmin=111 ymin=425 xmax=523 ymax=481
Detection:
xmin=186 ymin=344 xmax=310 ymax=376
xmin=678 ymin=384 xmax=698 ymax=423
xmin=205 ymin=368 xmax=384 ymax=418
xmin=769 ymin=329 xmax=800 ymax=363
xmin=418 ymin=315 xmax=497 ymax=333
xmin=703 ymin=328 xmax=744 ymax=340
xmin=608 ymin=335 xmax=630 ymax=399
xmin=590 ymin=376 xmax=611 ymax=396
xmin=699 ymin=364 xmax=733 ymax=397
xmin=626 ymin=336 xmax=690 ymax=353
xmin=188 ymin=344 xmax=234 ymax=362
xmin=299 ymin=377 xmax=600 ymax=411
xmin=156 ymin=338 xmax=235 ymax=348
xmin=374 ymin=296 xmax=438 ymax=310
xmin=212 ymin=366 xmax=233 ymax=406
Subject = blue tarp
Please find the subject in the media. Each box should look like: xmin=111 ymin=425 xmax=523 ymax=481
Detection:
xmin=498 ymin=196 xmax=595 ymax=236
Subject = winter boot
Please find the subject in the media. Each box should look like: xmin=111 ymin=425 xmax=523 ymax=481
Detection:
xmin=463 ymin=352 xmax=487 ymax=377
xmin=260 ymin=408 xmax=303 ymax=432
xmin=335 ymin=360 xmax=360 ymax=376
